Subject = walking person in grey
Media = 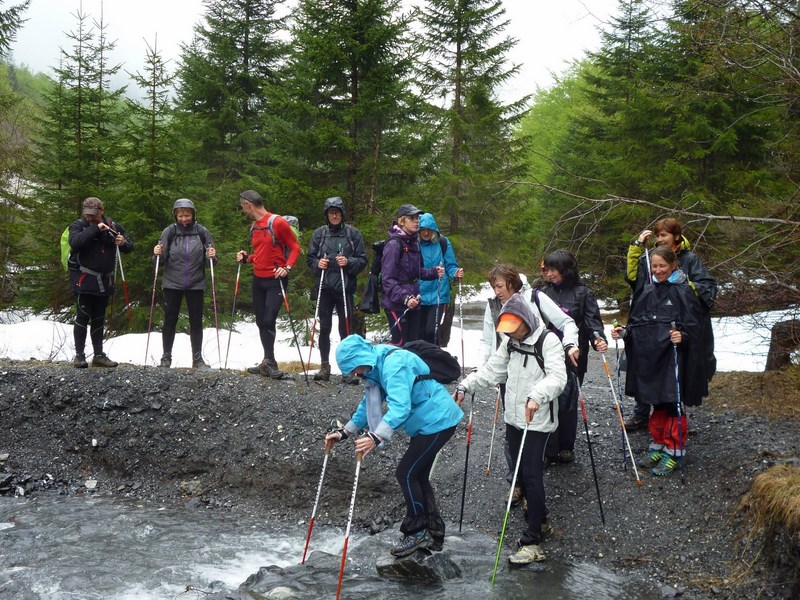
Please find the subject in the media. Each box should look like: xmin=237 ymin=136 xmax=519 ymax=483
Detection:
xmin=68 ymin=197 xmax=133 ymax=368
xmin=153 ymin=199 xmax=216 ymax=369
xmin=306 ymin=197 xmax=367 ymax=380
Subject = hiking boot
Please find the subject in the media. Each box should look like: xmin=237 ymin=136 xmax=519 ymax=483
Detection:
xmin=73 ymin=353 xmax=88 ymax=369
xmin=510 ymin=485 xmax=524 ymax=507
xmin=91 ymin=353 xmax=118 ymax=368
xmin=246 ymin=360 xmax=267 ymax=375
xmin=638 ymin=449 xmax=664 ymax=469
xmin=159 ymin=354 xmax=172 ymax=368
xmin=559 ymin=449 xmax=575 ymax=464
xmin=544 ymin=455 xmax=558 ymax=469
xmin=314 ymin=361 xmax=331 ymax=381
xmin=390 ymin=530 xmax=433 ymax=558
xmin=652 ymin=453 xmax=682 ymax=476
xmin=192 ymin=352 xmax=209 ymax=369
xmin=261 ymin=359 xmax=285 ymax=379
xmin=624 ymin=416 xmax=649 ymax=431
xmin=508 ymin=543 xmax=546 ymax=565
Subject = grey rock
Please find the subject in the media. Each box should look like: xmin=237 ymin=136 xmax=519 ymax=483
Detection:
xmin=375 ymin=550 xmax=461 ymax=583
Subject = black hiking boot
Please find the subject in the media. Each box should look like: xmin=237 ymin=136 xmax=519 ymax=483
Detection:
xmin=192 ymin=352 xmax=209 ymax=369
xmin=73 ymin=353 xmax=88 ymax=369
xmin=159 ymin=354 xmax=172 ymax=368
xmin=390 ymin=530 xmax=433 ymax=558
xmin=261 ymin=359 xmax=285 ymax=379
xmin=246 ymin=360 xmax=267 ymax=374
xmin=314 ymin=361 xmax=331 ymax=381
xmin=624 ymin=416 xmax=649 ymax=431
xmin=91 ymin=353 xmax=118 ymax=368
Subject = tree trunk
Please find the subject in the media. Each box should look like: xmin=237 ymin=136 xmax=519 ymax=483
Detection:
xmin=765 ymin=319 xmax=800 ymax=371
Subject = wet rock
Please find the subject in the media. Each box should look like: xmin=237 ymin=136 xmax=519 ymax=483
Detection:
xmin=660 ymin=585 xmax=682 ymax=598
xmin=375 ymin=550 xmax=462 ymax=582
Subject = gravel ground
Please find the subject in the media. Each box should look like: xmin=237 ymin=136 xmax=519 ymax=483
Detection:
xmin=0 ymin=353 xmax=797 ymax=599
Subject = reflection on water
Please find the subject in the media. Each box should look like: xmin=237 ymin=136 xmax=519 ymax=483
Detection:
xmin=0 ymin=496 xmax=650 ymax=599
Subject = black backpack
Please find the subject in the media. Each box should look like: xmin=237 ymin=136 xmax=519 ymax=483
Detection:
xmin=387 ymin=339 xmax=461 ymax=384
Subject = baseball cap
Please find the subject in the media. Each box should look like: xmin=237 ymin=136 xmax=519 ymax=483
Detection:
xmin=82 ymin=197 xmax=104 ymax=216
xmin=496 ymin=313 xmax=524 ymax=333
xmin=396 ymin=204 xmax=424 ymax=219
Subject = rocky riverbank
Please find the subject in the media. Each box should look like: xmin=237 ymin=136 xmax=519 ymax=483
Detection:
xmin=1 ymin=356 xmax=797 ymax=599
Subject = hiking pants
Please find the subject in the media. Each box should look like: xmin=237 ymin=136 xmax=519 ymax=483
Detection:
xmin=397 ymin=426 xmax=456 ymax=539
xmin=252 ymin=276 xmax=285 ymax=361
xmin=420 ymin=303 xmax=447 ymax=346
xmin=506 ymin=425 xmax=550 ymax=546
xmin=73 ymin=293 xmax=110 ymax=355
xmin=161 ymin=288 xmax=204 ymax=355
xmin=317 ymin=287 xmax=352 ymax=362
xmin=385 ymin=307 xmax=422 ymax=346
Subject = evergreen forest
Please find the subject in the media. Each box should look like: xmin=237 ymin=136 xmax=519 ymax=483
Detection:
xmin=1 ymin=0 xmax=798 ymax=334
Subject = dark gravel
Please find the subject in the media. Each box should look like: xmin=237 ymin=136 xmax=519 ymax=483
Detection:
xmin=0 ymin=353 xmax=797 ymax=599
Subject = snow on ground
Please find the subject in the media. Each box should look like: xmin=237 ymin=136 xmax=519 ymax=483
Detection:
xmin=1 ymin=299 xmax=797 ymax=373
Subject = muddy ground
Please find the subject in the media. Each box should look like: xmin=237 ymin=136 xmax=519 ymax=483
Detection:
xmin=1 ymin=355 xmax=798 ymax=599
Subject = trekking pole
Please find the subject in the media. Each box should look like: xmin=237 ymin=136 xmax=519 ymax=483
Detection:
xmin=486 ymin=385 xmax=502 ymax=476
xmin=302 ymin=438 xmax=334 ymax=564
xmin=208 ymin=246 xmax=221 ymax=367
xmin=389 ymin=296 xmax=420 ymax=335
xmin=433 ymin=263 xmax=442 ymax=345
xmin=338 ymin=245 xmax=351 ymax=336
xmin=115 ymin=246 xmax=133 ymax=331
xmin=224 ymin=262 xmax=241 ymax=369
xmin=670 ymin=321 xmax=687 ymax=485
xmin=612 ymin=319 xmax=626 ymax=471
xmin=277 ymin=270 xmax=309 ymax=385
xmin=109 ymin=250 xmax=118 ymax=330
xmin=144 ymin=255 xmax=160 ymax=365
xmin=336 ymin=451 xmax=364 ymax=600
xmin=458 ymin=279 xmax=465 ymax=376
xmin=491 ymin=425 xmax=528 ymax=586
xmin=644 ymin=247 xmax=653 ymax=284
xmin=458 ymin=392 xmax=475 ymax=533
xmin=594 ymin=331 xmax=642 ymax=486
xmin=306 ymin=268 xmax=326 ymax=373
xmin=577 ymin=377 xmax=605 ymax=525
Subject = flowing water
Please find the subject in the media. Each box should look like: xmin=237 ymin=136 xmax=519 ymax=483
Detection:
xmin=0 ymin=496 xmax=650 ymax=599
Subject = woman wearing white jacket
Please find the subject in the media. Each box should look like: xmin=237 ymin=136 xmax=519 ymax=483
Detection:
xmin=456 ymin=292 xmax=566 ymax=565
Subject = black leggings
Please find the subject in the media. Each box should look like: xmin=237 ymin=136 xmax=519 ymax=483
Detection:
xmin=396 ymin=426 xmax=457 ymax=539
xmin=419 ymin=303 xmax=447 ymax=345
xmin=74 ymin=294 xmax=110 ymax=355
xmin=162 ymin=288 xmax=205 ymax=355
xmin=506 ymin=425 xmax=550 ymax=545
xmin=316 ymin=287 xmax=352 ymax=362
xmin=252 ymin=276 xmax=285 ymax=360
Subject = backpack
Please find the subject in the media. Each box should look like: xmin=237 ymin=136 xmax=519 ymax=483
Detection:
xmin=249 ymin=214 xmax=301 ymax=259
xmin=387 ymin=339 xmax=461 ymax=384
xmin=163 ymin=223 xmax=211 ymax=262
xmin=359 ymin=236 xmax=448 ymax=314
xmin=60 ymin=227 xmax=72 ymax=271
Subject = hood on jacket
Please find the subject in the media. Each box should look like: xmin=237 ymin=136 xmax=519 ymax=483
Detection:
xmin=387 ymin=222 xmax=416 ymax=243
xmin=336 ymin=335 xmax=377 ymax=377
xmin=323 ymin=196 xmax=347 ymax=224
xmin=173 ymin=198 xmax=196 ymax=222
xmin=498 ymin=292 xmax=540 ymax=337
xmin=418 ymin=213 xmax=440 ymax=234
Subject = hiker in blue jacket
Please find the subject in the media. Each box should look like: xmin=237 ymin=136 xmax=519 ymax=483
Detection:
xmin=326 ymin=334 xmax=463 ymax=557
xmin=153 ymin=198 xmax=216 ymax=369
xmin=380 ymin=204 xmax=443 ymax=345
xmin=418 ymin=213 xmax=463 ymax=346
xmin=68 ymin=197 xmax=133 ymax=369
xmin=306 ymin=196 xmax=367 ymax=380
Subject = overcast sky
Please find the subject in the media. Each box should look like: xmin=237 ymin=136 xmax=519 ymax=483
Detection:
xmin=10 ymin=0 xmax=620 ymax=99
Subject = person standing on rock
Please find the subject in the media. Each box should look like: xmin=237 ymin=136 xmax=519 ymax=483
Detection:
xmin=326 ymin=334 xmax=463 ymax=557
xmin=236 ymin=190 xmax=302 ymax=379
xmin=68 ymin=197 xmax=133 ymax=368
xmin=538 ymin=250 xmax=608 ymax=466
xmin=306 ymin=196 xmax=367 ymax=381
xmin=457 ymin=292 xmax=566 ymax=565
xmin=152 ymin=198 xmax=216 ymax=369
xmin=613 ymin=246 xmax=708 ymax=476
xmin=418 ymin=212 xmax=463 ymax=346
xmin=624 ymin=218 xmax=717 ymax=431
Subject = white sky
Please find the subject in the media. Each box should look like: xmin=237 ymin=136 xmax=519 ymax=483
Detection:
xmin=10 ymin=0 xmax=620 ymax=99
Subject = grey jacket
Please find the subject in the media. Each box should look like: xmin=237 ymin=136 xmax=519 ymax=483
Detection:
xmin=158 ymin=223 xmax=214 ymax=291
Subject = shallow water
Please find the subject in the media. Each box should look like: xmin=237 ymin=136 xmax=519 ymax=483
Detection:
xmin=0 ymin=496 xmax=651 ymax=599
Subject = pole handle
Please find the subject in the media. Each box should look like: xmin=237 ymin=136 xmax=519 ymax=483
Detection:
xmin=356 ymin=451 xmax=364 ymax=462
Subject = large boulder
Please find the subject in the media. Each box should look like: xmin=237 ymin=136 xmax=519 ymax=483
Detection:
xmin=375 ymin=550 xmax=461 ymax=582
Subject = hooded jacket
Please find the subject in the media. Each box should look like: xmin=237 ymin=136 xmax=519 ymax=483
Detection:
xmin=335 ymin=335 xmax=463 ymax=441
xmin=380 ymin=223 xmax=439 ymax=311
xmin=68 ymin=216 xmax=133 ymax=296
xmin=306 ymin=197 xmax=368 ymax=295
xmin=158 ymin=209 xmax=214 ymax=291
xmin=418 ymin=213 xmax=460 ymax=306
xmin=623 ymin=271 xmax=708 ymax=406
xmin=461 ymin=293 xmax=567 ymax=432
